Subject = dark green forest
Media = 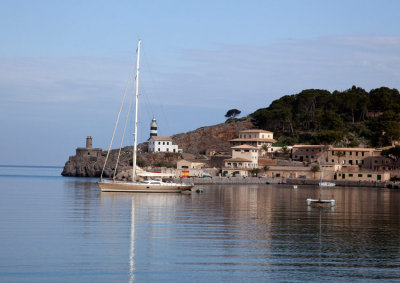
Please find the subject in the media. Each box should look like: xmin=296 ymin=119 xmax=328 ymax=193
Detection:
xmin=250 ymin=86 xmax=400 ymax=147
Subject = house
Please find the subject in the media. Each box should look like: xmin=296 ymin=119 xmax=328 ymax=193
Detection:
xmin=327 ymin=148 xmax=375 ymax=166
xmin=291 ymin=145 xmax=328 ymax=163
xmin=229 ymin=129 xmax=276 ymax=150
xmin=177 ymin=159 xmax=207 ymax=169
xmin=222 ymin=145 xmax=259 ymax=177
xmin=148 ymin=136 xmax=180 ymax=153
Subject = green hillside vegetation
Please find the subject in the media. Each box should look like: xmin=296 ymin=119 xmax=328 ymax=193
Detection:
xmin=250 ymin=86 xmax=400 ymax=147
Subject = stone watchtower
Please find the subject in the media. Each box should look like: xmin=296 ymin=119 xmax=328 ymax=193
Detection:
xmin=74 ymin=136 xmax=102 ymax=158
xmin=150 ymin=117 xmax=158 ymax=138
xmin=86 ymin=136 xmax=93 ymax=149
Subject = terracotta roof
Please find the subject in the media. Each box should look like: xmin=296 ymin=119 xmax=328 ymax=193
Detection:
xmin=149 ymin=136 xmax=172 ymax=141
xmin=292 ymin=144 xmax=329 ymax=148
xmin=331 ymin=147 xmax=375 ymax=152
xmin=229 ymin=138 xmax=276 ymax=143
xmin=240 ymin=129 xmax=273 ymax=133
xmin=224 ymin=157 xmax=252 ymax=162
xmin=231 ymin=145 xmax=259 ymax=150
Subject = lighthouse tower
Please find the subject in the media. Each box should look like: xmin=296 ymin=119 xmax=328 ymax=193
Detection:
xmin=150 ymin=117 xmax=158 ymax=138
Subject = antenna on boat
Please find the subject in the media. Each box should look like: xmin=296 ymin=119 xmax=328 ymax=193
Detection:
xmin=132 ymin=40 xmax=141 ymax=182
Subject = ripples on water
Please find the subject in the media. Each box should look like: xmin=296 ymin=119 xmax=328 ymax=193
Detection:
xmin=0 ymin=166 xmax=400 ymax=282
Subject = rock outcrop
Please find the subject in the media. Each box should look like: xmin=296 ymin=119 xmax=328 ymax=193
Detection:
xmin=62 ymin=147 xmax=132 ymax=178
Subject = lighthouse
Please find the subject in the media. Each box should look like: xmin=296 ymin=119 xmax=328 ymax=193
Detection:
xmin=150 ymin=117 xmax=158 ymax=138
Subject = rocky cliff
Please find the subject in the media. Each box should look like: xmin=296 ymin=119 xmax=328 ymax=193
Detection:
xmin=62 ymin=118 xmax=255 ymax=177
xmin=172 ymin=118 xmax=254 ymax=155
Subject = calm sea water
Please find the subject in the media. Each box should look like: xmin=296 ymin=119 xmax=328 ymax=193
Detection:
xmin=1 ymin=165 xmax=400 ymax=282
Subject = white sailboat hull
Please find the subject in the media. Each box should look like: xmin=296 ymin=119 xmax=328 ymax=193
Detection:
xmin=98 ymin=180 xmax=193 ymax=193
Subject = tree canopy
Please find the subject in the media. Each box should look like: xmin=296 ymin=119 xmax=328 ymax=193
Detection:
xmin=251 ymin=86 xmax=400 ymax=147
xmin=225 ymin=109 xmax=241 ymax=119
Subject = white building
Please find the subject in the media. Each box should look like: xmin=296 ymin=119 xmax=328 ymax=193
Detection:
xmin=148 ymin=136 xmax=180 ymax=153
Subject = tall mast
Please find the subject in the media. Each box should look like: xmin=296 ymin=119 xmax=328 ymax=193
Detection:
xmin=132 ymin=40 xmax=141 ymax=182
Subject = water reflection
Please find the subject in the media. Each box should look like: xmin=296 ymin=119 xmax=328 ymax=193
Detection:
xmin=59 ymin=181 xmax=400 ymax=281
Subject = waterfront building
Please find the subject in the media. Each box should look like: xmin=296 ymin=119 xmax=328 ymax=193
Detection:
xmin=222 ymin=145 xmax=259 ymax=177
xmin=177 ymin=159 xmax=207 ymax=169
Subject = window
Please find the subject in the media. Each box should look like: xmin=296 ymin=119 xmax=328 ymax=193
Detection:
xmin=332 ymin=159 xmax=334 ymax=163
xmin=356 ymin=152 xmax=358 ymax=156
xmin=163 ymin=142 xmax=165 ymax=145
xmin=332 ymin=151 xmax=335 ymax=155
xmin=158 ymin=148 xmax=160 ymax=151
xmin=350 ymin=152 xmax=352 ymax=156
xmin=349 ymin=174 xmax=353 ymax=177
xmin=244 ymin=150 xmax=249 ymax=152
xmin=367 ymin=174 xmax=372 ymax=178
xmin=167 ymin=142 xmax=169 ymax=145
xmin=158 ymin=142 xmax=160 ymax=145
xmin=228 ymin=162 xmax=231 ymax=166
xmin=358 ymin=174 xmax=362 ymax=177
xmin=362 ymin=152 xmax=365 ymax=156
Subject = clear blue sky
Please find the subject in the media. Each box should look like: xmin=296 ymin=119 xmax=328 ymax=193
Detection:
xmin=1 ymin=0 xmax=400 ymax=165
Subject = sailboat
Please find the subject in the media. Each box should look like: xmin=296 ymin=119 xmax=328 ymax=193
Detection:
xmin=97 ymin=40 xmax=193 ymax=193
xmin=307 ymin=148 xmax=335 ymax=206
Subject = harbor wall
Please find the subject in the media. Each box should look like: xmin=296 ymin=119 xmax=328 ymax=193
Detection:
xmin=176 ymin=177 xmax=391 ymax=188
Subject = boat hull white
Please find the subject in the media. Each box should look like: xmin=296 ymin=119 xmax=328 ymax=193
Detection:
xmin=97 ymin=180 xmax=193 ymax=193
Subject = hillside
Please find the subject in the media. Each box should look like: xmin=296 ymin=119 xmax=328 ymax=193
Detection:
xmin=172 ymin=118 xmax=254 ymax=155
xmin=251 ymin=86 xmax=400 ymax=147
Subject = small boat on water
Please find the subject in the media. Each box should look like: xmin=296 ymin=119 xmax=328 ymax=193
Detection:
xmin=319 ymin=181 xmax=336 ymax=187
xmin=97 ymin=40 xmax=193 ymax=193
xmin=307 ymin=148 xmax=335 ymax=206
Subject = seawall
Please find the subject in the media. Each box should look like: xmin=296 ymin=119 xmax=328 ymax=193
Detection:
xmin=176 ymin=177 xmax=391 ymax=188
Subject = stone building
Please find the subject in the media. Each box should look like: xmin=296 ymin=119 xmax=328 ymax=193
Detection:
xmin=229 ymin=129 xmax=276 ymax=149
xmin=75 ymin=136 xmax=102 ymax=159
xmin=291 ymin=145 xmax=327 ymax=163
xmin=222 ymin=145 xmax=259 ymax=177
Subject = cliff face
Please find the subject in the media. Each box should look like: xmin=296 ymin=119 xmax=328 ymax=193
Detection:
xmin=62 ymin=118 xmax=255 ymax=177
xmin=61 ymin=147 xmax=132 ymax=178
xmin=172 ymin=118 xmax=254 ymax=155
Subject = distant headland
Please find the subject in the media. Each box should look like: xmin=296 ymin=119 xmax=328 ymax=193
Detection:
xmin=62 ymin=86 xmax=400 ymax=186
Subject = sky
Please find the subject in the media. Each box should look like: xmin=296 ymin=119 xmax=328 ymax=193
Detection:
xmin=1 ymin=0 xmax=400 ymax=166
